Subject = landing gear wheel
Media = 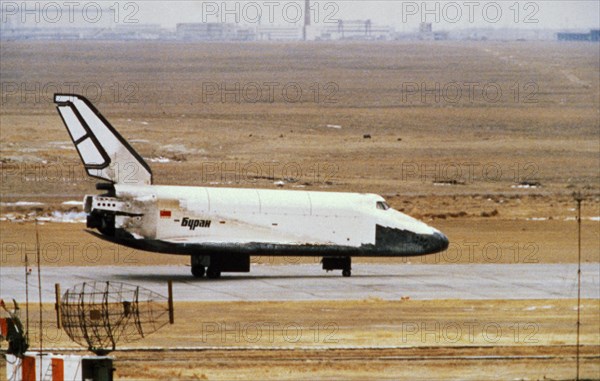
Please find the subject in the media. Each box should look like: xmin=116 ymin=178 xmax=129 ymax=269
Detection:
xmin=322 ymin=256 xmax=352 ymax=277
xmin=207 ymin=268 xmax=221 ymax=279
xmin=191 ymin=265 xmax=205 ymax=278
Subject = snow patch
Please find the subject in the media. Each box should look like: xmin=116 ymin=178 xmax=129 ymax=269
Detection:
xmin=62 ymin=200 xmax=83 ymax=206
xmin=38 ymin=211 xmax=87 ymax=223
xmin=1 ymin=210 xmax=86 ymax=223
xmin=1 ymin=201 xmax=44 ymax=207
xmin=161 ymin=144 xmax=204 ymax=155
xmin=148 ymin=156 xmax=171 ymax=163
xmin=511 ymin=184 xmax=539 ymax=189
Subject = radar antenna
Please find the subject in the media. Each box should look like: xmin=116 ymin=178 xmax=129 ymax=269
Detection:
xmin=57 ymin=281 xmax=174 ymax=355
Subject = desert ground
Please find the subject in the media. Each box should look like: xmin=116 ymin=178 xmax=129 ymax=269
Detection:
xmin=1 ymin=41 xmax=599 ymax=380
xmin=2 ymin=300 xmax=600 ymax=380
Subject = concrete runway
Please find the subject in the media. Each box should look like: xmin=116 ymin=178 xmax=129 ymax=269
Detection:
xmin=1 ymin=263 xmax=598 ymax=302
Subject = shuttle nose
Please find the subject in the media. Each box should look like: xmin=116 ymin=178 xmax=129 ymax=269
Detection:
xmin=373 ymin=222 xmax=449 ymax=256
xmin=430 ymin=231 xmax=449 ymax=253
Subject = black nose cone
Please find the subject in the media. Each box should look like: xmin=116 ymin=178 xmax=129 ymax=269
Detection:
xmin=427 ymin=232 xmax=449 ymax=254
xmin=374 ymin=225 xmax=450 ymax=255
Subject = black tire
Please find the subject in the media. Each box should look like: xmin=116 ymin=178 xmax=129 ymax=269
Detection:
xmin=342 ymin=269 xmax=351 ymax=277
xmin=207 ymin=268 xmax=221 ymax=279
xmin=191 ymin=265 xmax=205 ymax=278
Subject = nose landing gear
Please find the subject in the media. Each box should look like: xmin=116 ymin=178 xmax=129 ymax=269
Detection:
xmin=322 ymin=256 xmax=352 ymax=277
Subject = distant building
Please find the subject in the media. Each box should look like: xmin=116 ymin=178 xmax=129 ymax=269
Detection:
xmin=557 ymin=32 xmax=591 ymax=41
xmin=447 ymin=28 xmax=556 ymax=41
xmin=419 ymin=22 xmax=434 ymax=40
xmin=232 ymin=27 xmax=255 ymax=41
xmin=557 ymin=29 xmax=599 ymax=42
xmin=0 ymin=27 xmax=91 ymax=40
xmin=100 ymin=24 xmax=166 ymax=40
xmin=256 ymin=26 xmax=302 ymax=41
xmin=0 ymin=5 xmax=115 ymax=40
xmin=434 ymin=31 xmax=449 ymax=41
xmin=319 ymin=20 xmax=394 ymax=41
xmin=176 ymin=23 xmax=237 ymax=41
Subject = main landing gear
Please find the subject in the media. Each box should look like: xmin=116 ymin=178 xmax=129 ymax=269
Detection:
xmin=191 ymin=255 xmax=221 ymax=279
xmin=191 ymin=264 xmax=205 ymax=278
xmin=206 ymin=268 xmax=222 ymax=279
xmin=191 ymin=254 xmax=250 ymax=279
xmin=322 ymin=256 xmax=352 ymax=277
xmin=192 ymin=255 xmax=351 ymax=278
xmin=191 ymin=264 xmax=221 ymax=278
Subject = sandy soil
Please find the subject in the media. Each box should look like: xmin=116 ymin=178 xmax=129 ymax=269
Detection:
xmin=109 ymin=345 xmax=600 ymax=381
xmin=1 ymin=300 xmax=598 ymax=380
xmin=1 ymin=41 xmax=598 ymax=198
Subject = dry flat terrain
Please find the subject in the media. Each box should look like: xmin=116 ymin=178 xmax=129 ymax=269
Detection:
xmin=1 ymin=41 xmax=599 ymax=380
xmin=1 ymin=300 xmax=599 ymax=380
xmin=1 ymin=41 xmax=599 ymax=198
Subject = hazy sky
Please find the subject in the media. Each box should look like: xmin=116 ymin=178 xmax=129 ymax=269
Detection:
xmin=132 ymin=1 xmax=600 ymax=30
xmin=4 ymin=1 xmax=600 ymax=30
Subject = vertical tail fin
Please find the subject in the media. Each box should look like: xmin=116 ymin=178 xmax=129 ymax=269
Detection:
xmin=54 ymin=94 xmax=152 ymax=185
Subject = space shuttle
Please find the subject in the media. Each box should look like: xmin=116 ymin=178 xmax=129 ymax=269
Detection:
xmin=55 ymin=94 xmax=449 ymax=278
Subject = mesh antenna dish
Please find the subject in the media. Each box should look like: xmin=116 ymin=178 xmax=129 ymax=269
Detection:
xmin=60 ymin=281 xmax=172 ymax=355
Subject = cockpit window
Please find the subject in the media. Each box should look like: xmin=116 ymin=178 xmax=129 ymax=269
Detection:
xmin=376 ymin=201 xmax=390 ymax=210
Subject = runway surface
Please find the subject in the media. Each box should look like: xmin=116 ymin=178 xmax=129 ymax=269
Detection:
xmin=1 ymin=263 xmax=599 ymax=302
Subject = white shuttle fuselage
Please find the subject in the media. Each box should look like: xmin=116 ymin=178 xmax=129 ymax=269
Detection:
xmin=55 ymin=94 xmax=448 ymax=278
